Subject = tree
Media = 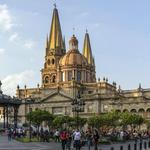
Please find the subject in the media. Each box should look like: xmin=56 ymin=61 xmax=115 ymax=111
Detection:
xmin=119 ymin=112 xmax=144 ymax=129
xmin=102 ymin=111 xmax=120 ymax=127
xmin=87 ymin=115 xmax=100 ymax=128
xmin=26 ymin=109 xmax=54 ymax=132
xmin=70 ymin=117 xmax=87 ymax=128
xmin=52 ymin=115 xmax=70 ymax=128
xmin=120 ymin=112 xmax=131 ymax=129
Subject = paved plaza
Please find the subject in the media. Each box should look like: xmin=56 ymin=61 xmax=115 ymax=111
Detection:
xmin=0 ymin=135 xmax=150 ymax=150
xmin=0 ymin=135 xmax=60 ymax=150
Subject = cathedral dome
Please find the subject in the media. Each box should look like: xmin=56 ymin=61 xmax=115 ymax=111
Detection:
xmin=59 ymin=35 xmax=88 ymax=66
xmin=59 ymin=49 xmax=88 ymax=66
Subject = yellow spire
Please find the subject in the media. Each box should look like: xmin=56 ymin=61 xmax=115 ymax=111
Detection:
xmin=45 ymin=34 xmax=49 ymax=55
xmin=49 ymin=6 xmax=63 ymax=50
xmin=83 ymin=30 xmax=93 ymax=65
xmin=46 ymin=34 xmax=49 ymax=48
xmin=63 ymin=36 xmax=66 ymax=52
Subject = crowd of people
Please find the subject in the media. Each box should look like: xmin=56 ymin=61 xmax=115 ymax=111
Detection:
xmin=5 ymin=126 xmax=150 ymax=150
xmin=54 ymin=128 xmax=99 ymax=150
xmin=7 ymin=127 xmax=25 ymax=141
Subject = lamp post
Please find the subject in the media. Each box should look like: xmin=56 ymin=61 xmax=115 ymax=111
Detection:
xmin=26 ymin=98 xmax=35 ymax=142
xmin=29 ymin=103 xmax=32 ymax=142
xmin=71 ymin=92 xmax=85 ymax=129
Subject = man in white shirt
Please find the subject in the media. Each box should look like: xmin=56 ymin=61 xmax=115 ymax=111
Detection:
xmin=73 ymin=129 xmax=81 ymax=150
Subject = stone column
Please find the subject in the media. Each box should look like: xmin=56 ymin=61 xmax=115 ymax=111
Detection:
xmin=14 ymin=106 xmax=19 ymax=128
xmin=3 ymin=106 xmax=5 ymax=128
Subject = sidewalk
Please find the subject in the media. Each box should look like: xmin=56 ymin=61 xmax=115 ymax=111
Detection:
xmin=0 ymin=135 xmax=149 ymax=150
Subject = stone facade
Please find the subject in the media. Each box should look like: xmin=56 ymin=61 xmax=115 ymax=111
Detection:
xmin=16 ymin=6 xmax=150 ymax=124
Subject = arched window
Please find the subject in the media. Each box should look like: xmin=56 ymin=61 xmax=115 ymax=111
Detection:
xmin=52 ymin=76 xmax=56 ymax=83
xmin=45 ymin=76 xmax=49 ymax=84
xmin=52 ymin=59 xmax=55 ymax=64
xmin=116 ymin=109 xmax=121 ymax=113
xmin=77 ymin=71 xmax=81 ymax=82
xmin=138 ymin=108 xmax=145 ymax=117
xmin=146 ymin=108 xmax=150 ymax=118
xmin=123 ymin=109 xmax=129 ymax=112
xmin=47 ymin=59 xmax=50 ymax=65
xmin=130 ymin=109 xmax=137 ymax=113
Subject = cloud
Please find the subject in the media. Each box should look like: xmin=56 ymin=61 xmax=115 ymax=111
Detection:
xmin=24 ymin=40 xmax=35 ymax=49
xmin=0 ymin=4 xmax=13 ymax=31
xmin=2 ymin=70 xmax=35 ymax=96
xmin=0 ymin=48 xmax=5 ymax=54
xmin=9 ymin=32 xmax=19 ymax=42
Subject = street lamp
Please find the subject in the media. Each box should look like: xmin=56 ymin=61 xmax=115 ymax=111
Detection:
xmin=71 ymin=92 xmax=85 ymax=129
xmin=29 ymin=104 xmax=32 ymax=142
xmin=26 ymin=98 xmax=35 ymax=142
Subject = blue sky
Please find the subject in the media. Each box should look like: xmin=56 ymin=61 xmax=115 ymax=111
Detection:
xmin=0 ymin=0 xmax=150 ymax=95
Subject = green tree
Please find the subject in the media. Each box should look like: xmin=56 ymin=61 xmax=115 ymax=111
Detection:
xmin=26 ymin=109 xmax=54 ymax=132
xmin=70 ymin=117 xmax=87 ymax=128
xmin=87 ymin=115 xmax=100 ymax=128
xmin=120 ymin=112 xmax=144 ymax=129
xmin=52 ymin=115 xmax=71 ymax=128
xmin=102 ymin=110 xmax=120 ymax=127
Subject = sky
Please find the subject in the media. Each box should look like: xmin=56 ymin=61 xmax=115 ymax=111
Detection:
xmin=1 ymin=0 xmax=150 ymax=96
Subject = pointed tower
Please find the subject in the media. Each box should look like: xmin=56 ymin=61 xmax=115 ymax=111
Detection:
xmin=41 ymin=5 xmax=65 ymax=88
xmin=48 ymin=6 xmax=64 ymax=51
xmin=83 ymin=30 xmax=93 ymax=65
xmin=63 ymin=36 xmax=66 ymax=53
xmin=83 ymin=30 xmax=96 ymax=82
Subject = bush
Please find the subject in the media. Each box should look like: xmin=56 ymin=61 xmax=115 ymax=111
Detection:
xmin=0 ymin=128 xmax=5 ymax=133
xmin=99 ymin=138 xmax=111 ymax=144
xmin=16 ymin=137 xmax=38 ymax=143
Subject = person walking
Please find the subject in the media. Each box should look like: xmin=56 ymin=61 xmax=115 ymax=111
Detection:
xmin=7 ymin=128 xmax=12 ymax=141
xmin=93 ymin=129 xmax=99 ymax=150
xmin=66 ymin=131 xmax=72 ymax=150
xmin=60 ymin=129 xmax=67 ymax=150
xmin=73 ymin=129 xmax=81 ymax=150
xmin=54 ymin=129 xmax=60 ymax=142
xmin=86 ymin=128 xmax=92 ymax=150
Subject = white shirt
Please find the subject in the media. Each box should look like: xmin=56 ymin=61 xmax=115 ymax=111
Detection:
xmin=74 ymin=131 xmax=81 ymax=140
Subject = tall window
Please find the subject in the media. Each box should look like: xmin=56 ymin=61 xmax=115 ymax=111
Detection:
xmin=52 ymin=76 xmax=56 ymax=83
xmin=52 ymin=59 xmax=55 ymax=64
xmin=86 ymin=72 xmax=89 ymax=82
xmin=61 ymin=72 xmax=65 ymax=82
xmin=77 ymin=71 xmax=81 ymax=81
xmin=68 ymin=71 xmax=72 ymax=81
xmin=47 ymin=59 xmax=50 ymax=65
xmin=45 ymin=76 xmax=49 ymax=84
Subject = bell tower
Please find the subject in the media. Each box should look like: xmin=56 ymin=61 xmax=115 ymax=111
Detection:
xmin=41 ymin=5 xmax=66 ymax=87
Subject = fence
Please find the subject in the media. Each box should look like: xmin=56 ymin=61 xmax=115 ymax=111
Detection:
xmin=99 ymin=138 xmax=150 ymax=150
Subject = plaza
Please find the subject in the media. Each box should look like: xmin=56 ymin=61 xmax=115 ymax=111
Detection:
xmin=1 ymin=1 xmax=150 ymax=150
xmin=0 ymin=135 xmax=150 ymax=150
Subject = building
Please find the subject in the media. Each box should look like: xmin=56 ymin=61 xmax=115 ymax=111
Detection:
xmin=16 ymin=6 xmax=150 ymax=124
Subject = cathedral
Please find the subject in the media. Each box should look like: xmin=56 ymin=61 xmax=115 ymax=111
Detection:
xmin=16 ymin=6 xmax=150 ymax=124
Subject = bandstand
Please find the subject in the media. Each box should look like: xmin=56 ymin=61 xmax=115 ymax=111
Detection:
xmin=0 ymin=81 xmax=22 ymax=128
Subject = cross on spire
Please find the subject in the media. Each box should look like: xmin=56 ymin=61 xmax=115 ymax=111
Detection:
xmin=73 ymin=27 xmax=75 ymax=35
xmin=53 ymin=3 xmax=57 ymax=8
